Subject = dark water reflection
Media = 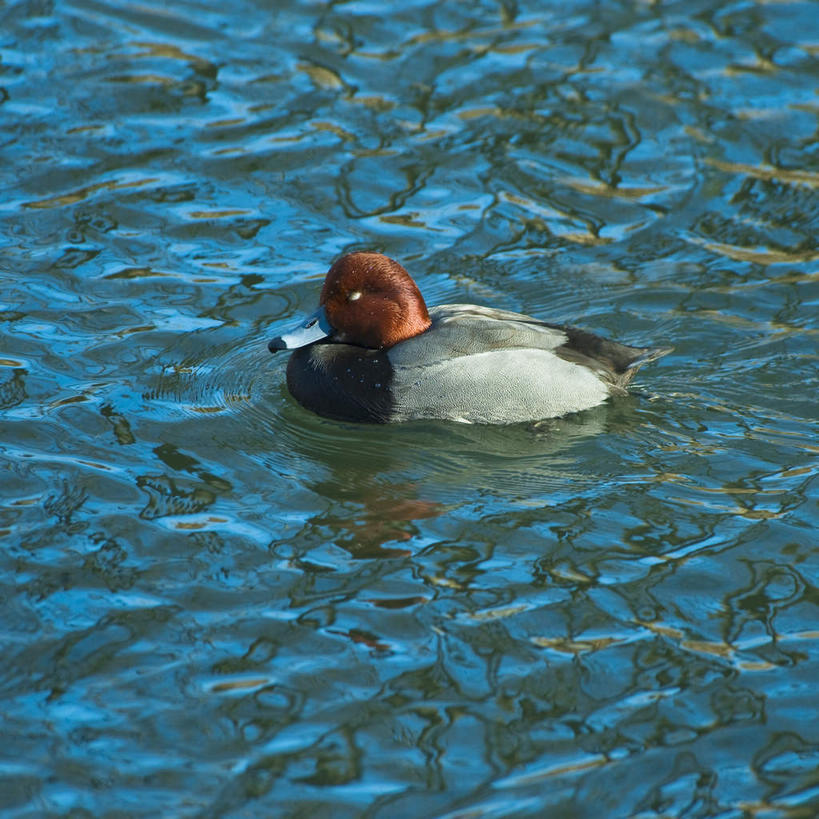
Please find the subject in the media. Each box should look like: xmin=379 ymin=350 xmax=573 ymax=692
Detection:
xmin=2 ymin=0 xmax=818 ymax=816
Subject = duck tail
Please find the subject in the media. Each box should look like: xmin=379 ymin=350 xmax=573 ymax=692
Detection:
xmin=626 ymin=345 xmax=674 ymax=370
xmin=613 ymin=344 xmax=673 ymax=389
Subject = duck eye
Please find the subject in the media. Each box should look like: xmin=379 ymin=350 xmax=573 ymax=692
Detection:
xmin=348 ymin=290 xmax=362 ymax=302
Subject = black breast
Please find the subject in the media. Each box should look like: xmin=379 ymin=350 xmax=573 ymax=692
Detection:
xmin=286 ymin=344 xmax=396 ymax=423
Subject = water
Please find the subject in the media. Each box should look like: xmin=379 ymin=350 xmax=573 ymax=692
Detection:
xmin=2 ymin=0 xmax=818 ymax=816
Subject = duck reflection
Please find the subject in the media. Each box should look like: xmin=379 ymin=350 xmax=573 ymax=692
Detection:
xmin=279 ymin=401 xmax=631 ymax=559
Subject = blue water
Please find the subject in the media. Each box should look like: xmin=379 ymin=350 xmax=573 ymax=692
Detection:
xmin=2 ymin=0 xmax=818 ymax=816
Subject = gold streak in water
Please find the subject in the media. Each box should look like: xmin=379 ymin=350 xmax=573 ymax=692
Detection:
xmin=24 ymin=177 xmax=159 ymax=210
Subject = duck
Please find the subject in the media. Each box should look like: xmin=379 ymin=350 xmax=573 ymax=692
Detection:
xmin=268 ymin=252 xmax=670 ymax=424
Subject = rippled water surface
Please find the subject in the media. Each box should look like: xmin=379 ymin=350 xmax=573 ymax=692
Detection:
xmin=2 ymin=0 xmax=818 ymax=816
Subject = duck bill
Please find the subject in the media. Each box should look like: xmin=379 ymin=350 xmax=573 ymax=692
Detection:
xmin=268 ymin=305 xmax=334 ymax=352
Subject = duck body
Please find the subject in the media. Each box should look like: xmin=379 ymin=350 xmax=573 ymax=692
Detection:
xmin=269 ymin=253 xmax=670 ymax=425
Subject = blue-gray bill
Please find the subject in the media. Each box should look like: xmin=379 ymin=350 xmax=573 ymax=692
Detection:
xmin=268 ymin=305 xmax=334 ymax=352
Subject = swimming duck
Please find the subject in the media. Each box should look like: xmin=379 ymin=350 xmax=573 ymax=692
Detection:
xmin=268 ymin=252 xmax=670 ymax=424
